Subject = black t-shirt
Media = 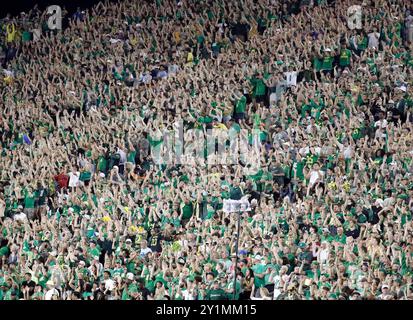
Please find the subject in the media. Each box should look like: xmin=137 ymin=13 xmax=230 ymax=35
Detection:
xmin=148 ymin=234 xmax=163 ymax=252
xmin=94 ymin=289 xmax=106 ymax=300
xmin=297 ymin=69 xmax=314 ymax=82
xmin=300 ymin=223 xmax=311 ymax=233
xmin=345 ymin=227 xmax=360 ymax=239
xmin=0 ymin=238 xmax=8 ymax=248
xmin=369 ymin=206 xmax=381 ymax=225
xmin=21 ymin=280 xmax=36 ymax=297
xmin=138 ymin=287 xmax=151 ymax=300
xmin=97 ymin=239 xmax=113 ymax=254
xmin=231 ymin=23 xmax=249 ymax=39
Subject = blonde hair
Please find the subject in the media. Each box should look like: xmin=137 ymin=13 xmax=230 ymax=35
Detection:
xmin=260 ymin=287 xmax=270 ymax=297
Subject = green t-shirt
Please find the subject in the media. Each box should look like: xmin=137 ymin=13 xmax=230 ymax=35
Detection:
xmin=229 ymin=186 xmax=243 ymax=200
xmin=88 ymin=247 xmax=101 ymax=257
xmin=97 ymin=156 xmax=108 ymax=172
xmin=79 ymin=171 xmax=91 ymax=181
xmin=206 ymin=288 xmax=227 ymax=300
xmin=229 ymin=123 xmax=241 ymax=139
xmin=181 ymin=202 xmax=193 ymax=219
xmin=358 ymin=36 xmax=368 ymax=51
xmin=306 ymin=269 xmax=321 ymax=279
xmin=22 ymin=31 xmax=31 ymax=42
xmin=24 ymin=194 xmax=35 ymax=209
xmin=235 ymin=96 xmax=247 ymax=113
xmin=313 ymin=57 xmax=323 ymax=71
xmin=0 ymin=246 xmax=9 ymax=257
xmin=252 ymin=264 xmax=266 ymax=288
xmin=334 ymin=234 xmax=347 ymax=244
xmin=293 ymin=161 xmax=305 ymax=180
xmin=198 ymin=116 xmax=213 ymax=124
xmin=251 ymin=78 xmax=266 ymax=97
xmin=339 ymin=49 xmax=352 ymax=67
xmin=127 ymin=151 xmax=137 ymax=163
xmin=226 ymin=280 xmax=242 ymax=300
xmin=321 ymin=56 xmax=334 ymax=70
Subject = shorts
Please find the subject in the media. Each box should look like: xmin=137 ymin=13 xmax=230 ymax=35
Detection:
xmin=234 ymin=112 xmax=245 ymax=121
xmin=254 ymin=94 xmax=266 ymax=104
xmin=24 ymin=208 xmax=35 ymax=220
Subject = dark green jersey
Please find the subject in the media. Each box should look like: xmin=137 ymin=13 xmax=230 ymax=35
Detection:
xmin=339 ymin=49 xmax=352 ymax=67
xmin=321 ymin=56 xmax=334 ymax=70
xmin=206 ymin=288 xmax=227 ymax=300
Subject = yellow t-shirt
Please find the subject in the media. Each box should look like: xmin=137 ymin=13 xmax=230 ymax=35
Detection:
xmin=6 ymin=23 xmax=17 ymax=43
xmin=249 ymin=24 xmax=258 ymax=38
xmin=130 ymin=36 xmax=138 ymax=46
xmin=173 ymin=31 xmax=181 ymax=43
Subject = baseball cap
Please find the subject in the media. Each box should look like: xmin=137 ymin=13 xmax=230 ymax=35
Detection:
xmin=126 ymin=273 xmax=134 ymax=280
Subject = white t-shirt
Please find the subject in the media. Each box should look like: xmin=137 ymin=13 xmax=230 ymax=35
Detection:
xmin=217 ymin=23 xmax=227 ymax=34
xmin=140 ymin=247 xmax=152 ymax=256
xmin=309 ymin=170 xmax=324 ymax=186
xmin=273 ymin=275 xmax=282 ymax=299
xmin=374 ymin=119 xmax=388 ymax=138
xmin=68 ymin=172 xmax=80 ymax=188
xmin=168 ymin=64 xmax=179 ymax=74
xmin=375 ymin=119 xmax=388 ymax=129
xmin=383 ymin=197 xmax=394 ymax=207
xmin=140 ymin=73 xmax=152 ymax=84
xmin=104 ymin=279 xmax=116 ymax=291
xmin=109 ymin=38 xmax=122 ymax=44
xmin=31 ymin=29 xmax=41 ymax=42
xmin=318 ymin=249 xmax=329 ymax=264
xmin=337 ymin=142 xmax=354 ymax=159
xmin=368 ymin=32 xmax=380 ymax=48
xmin=117 ymin=148 xmax=127 ymax=165
xmin=182 ymin=289 xmax=195 ymax=300
xmin=13 ymin=212 xmax=27 ymax=221
xmin=45 ymin=288 xmax=60 ymax=300
xmin=299 ymin=147 xmax=310 ymax=155
xmin=269 ymin=92 xmax=277 ymax=106
xmin=284 ymin=71 xmax=298 ymax=86
xmin=88 ymin=262 xmax=103 ymax=275
xmin=0 ymin=199 xmax=5 ymax=218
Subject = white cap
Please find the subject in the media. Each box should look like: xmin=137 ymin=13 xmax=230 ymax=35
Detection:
xmin=126 ymin=273 xmax=134 ymax=280
xmin=375 ymin=199 xmax=384 ymax=207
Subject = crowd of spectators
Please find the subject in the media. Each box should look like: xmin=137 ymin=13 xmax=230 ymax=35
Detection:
xmin=0 ymin=0 xmax=413 ymax=300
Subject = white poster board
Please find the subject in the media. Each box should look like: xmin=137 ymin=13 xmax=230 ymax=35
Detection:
xmin=223 ymin=197 xmax=251 ymax=213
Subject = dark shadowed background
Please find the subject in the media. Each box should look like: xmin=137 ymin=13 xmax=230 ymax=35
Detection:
xmin=0 ymin=0 xmax=122 ymax=19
